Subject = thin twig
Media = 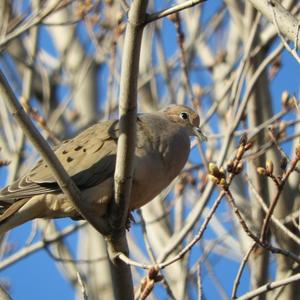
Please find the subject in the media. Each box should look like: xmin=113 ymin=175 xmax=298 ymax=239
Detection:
xmin=197 ymin=263 xmax=203 ymax=300
xmin=259 ymin=152 xmax=300 ymax=242
xmin=231 ymin=242 xmax=256 ymax=299
xmin=0 ymin=0 xmax=65 ymax=48
xmin=0 ymin=222 xmax=85 ymax=271
xmin=247 ymin=176 xmax=300 ymax=245
xmin=118 ymin=192 xmax=225 ymax=269
xmin=77 ymin=272 xmax=88 ymax=300
xmin=145 ymin=0 xmax=206 ymax=24
xmin=225 ymin=190 xmax=300 ymax=265
xmin=237 ymin=272 xmax=300 ymax=300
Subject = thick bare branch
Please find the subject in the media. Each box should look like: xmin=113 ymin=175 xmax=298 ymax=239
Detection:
xmin=247 ymin=0 xmax=300 ymax=47
xmin=109 ymin=1 xmax=149 ymax=299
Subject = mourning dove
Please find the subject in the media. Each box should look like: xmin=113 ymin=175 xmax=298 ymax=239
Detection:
xmin=0 ymin=105 xmax=206 ymax=234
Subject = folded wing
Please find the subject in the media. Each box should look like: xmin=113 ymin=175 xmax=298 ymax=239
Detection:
xmin=0 ymin=120 xmax=119 ymax=204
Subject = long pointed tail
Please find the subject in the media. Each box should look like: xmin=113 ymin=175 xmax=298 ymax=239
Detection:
xmin=0 ymin=198 xmax=43 ymax=235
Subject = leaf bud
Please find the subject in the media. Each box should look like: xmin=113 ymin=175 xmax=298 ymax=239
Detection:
xmin=257 ymin=167 xmax=267 ymax=175
xmin=265 ymin=160 xmax=274 ymax=174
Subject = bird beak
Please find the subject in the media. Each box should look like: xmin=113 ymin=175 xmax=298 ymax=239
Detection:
xmin=193 ymin=127 xmax=207 ymax=141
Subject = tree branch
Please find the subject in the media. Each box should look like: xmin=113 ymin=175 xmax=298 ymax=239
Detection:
xmin=247 ymin=0 xmax=300 ymax=47
xmin=145 ymin=0 xmax=206 ymax=24
xmin=237 ymin=272 xmax=300 ymax=300
xmin=112 ymin=0 xmax=148 ymax=232
xmin=108 ymin=1 xmax=149 ymax=299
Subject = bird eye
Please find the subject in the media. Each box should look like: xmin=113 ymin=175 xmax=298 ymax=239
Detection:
xmin=180 ymin=112 xmax=189 ymax=120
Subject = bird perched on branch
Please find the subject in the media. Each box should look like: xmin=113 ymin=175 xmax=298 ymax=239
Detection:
xmin=0 ymin=105 xmax=206 ymax=234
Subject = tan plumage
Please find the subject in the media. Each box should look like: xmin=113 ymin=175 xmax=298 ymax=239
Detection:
xmin=0 ymin=105 xmax=206 ymax=234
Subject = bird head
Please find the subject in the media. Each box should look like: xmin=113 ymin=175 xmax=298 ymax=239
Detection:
xmin=162 ymin=105 xmax=207 ymax=141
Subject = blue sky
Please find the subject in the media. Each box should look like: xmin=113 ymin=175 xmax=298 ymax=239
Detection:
xmin=0 ymin=1 xmax=300 ymax=300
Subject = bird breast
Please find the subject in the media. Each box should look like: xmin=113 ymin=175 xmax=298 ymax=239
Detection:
xmin=130 ymin=122 xmax=191 ymax=209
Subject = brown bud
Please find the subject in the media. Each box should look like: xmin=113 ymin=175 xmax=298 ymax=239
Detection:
xmin=208 ymin=174 xmax=219 ymax=185
xmin=148 ymin=267 xmax=159 ymax=279
xmin=280 ymin=157 xmax=288 ymax=170
xmin=68 ymin=110 xmax=80 ymax=122
xmin=197 ymin=182 xmax=204 ymax=192
xmin=38 ymin=116 xmax=47 ymax=127
xmin=265 ymin=160 xmax=274 ymax=174
xmin=235 ymin=162 xmax=243 ymax=174
xmin=278 ymin=122 xmax=287 ymax=136
xmin=244 ymin=141 xmax=254 ymax=151
xmin=236 ymin=146 xmax=244 ymax=160
xmin=115 ymin=23 xmax=126 ymax=35
xmin=154 ymin=275 xmax=163 ymax=282
xmin=253 ymin=245 xmax=265 ymax=257
xmin=178 ymin=32 xmax=185 ymax=43
xmin=208 ymin=162 xmax=219 ymax=177
xmin=240 ymin=111 xmax=247 ymax=122
xmin=239 ymin=133 xmax=248 ymax=146
xmin=257 ymin=167 xmax=267 ymax=175
xmin=281 ymin=90 xmax=289 ymax=110
xmin=193 ymin=85 xmax=203 ymax=98
xmin=198 ymin=171 xmax=206 ymax=183
xmin=175 ymin=183 xmax=184 ymax=195
xmin=227 ymin=161 xmax=235 ymax=173
xmin=104 ymin=0 xmax=113 ymax=5
xmin=215 ymin=51 xmax=226 ymax=64
xmin=219 ymin=178 xmax=228 ymax=189
xmin=0 ymin=160 xmax=11 ymax=167
xmin=187 ymin=175 xmax=196 ymax=186
xmin=168 ymin=13 xmax=177 ymax=22
xmin=269 ymin=57 xmax=281 ymax=80
xmin=219 ymin=167 xmax=226 ymax=178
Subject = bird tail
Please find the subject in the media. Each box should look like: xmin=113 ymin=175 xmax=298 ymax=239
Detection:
xmin=0 ymin=198 xmax=37 ymax=235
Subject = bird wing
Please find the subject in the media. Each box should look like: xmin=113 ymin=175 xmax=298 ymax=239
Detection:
xmin=0 ymin=120 xmax=119 ymax=203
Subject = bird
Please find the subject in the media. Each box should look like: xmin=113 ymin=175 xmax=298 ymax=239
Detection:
xmin=0 ymin=105 xmax=206 ymax=234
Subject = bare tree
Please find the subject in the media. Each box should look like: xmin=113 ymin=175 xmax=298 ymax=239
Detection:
xmin=0 ymin=0 xmax=299 ymax=299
